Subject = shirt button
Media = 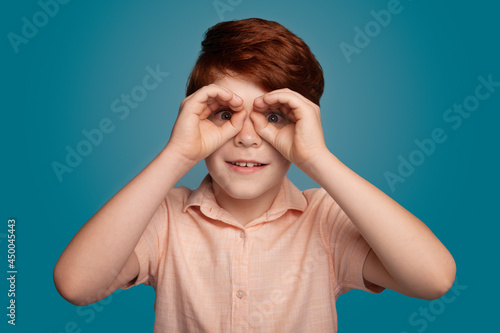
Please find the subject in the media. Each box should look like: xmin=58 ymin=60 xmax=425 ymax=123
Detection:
xmin=236 ymin=290 xmax=245 ymax=299
xmin=239 ymin=231 xmax=246 ymax=238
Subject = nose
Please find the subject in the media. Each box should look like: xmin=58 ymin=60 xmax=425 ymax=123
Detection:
xmin=234 ymin=116 xmax=262 ymax=148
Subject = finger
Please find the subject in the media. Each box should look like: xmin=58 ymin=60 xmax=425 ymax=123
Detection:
xmin=202 ymin=98 xmax=245 ymax=121
xmin=253 ymin=97 xmax=297 ymax=125
xmin=183 ymin=84 xmax=244 ymax=120
xmin=249 ymin=111 xmax=279 ymax=145
xmin=255 ymin=91 xmax=303 ymax=112
xmin=263 ymin=88 xmax=314 ymax=106
xmin=179 ymin=87 xmax=225 ymax=120
xmin=206 ymin=94 xmax=244 ymax=112
xmin=193 ymin=84 xmax=244 ymax=115
xmin=254 ymin=100 xmax=292 ymax=114
xmin=204 ymin=89 xmax=245 ymax=121
xmin=219 ymin=108 xmax=247 ymax=142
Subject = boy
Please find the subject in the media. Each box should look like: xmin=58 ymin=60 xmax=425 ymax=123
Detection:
xmin=54 ymin=18 xmax=456 ymax=332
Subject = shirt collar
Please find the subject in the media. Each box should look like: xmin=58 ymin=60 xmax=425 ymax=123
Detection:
xmin=183 ymin=174 xmax=307 ymax=228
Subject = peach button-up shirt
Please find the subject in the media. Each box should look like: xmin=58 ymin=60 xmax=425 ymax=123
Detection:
xmin=124 ymin=176 xmax=383 ymax=332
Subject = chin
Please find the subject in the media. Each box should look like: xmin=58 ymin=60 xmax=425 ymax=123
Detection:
xmin=211 ymin=174 xmax=279 ymax=201
xmin=221 ymin=181 xmax=270 ymax=199
xmin=229 ymin=188 xmax=266 ymax=200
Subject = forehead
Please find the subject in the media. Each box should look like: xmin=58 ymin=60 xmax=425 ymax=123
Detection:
xmin=212 ymin=75 xmax=267 ymax=99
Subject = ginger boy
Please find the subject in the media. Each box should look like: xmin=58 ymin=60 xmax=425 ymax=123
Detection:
xmin=54 ymin=18 xmax=456 ymax=332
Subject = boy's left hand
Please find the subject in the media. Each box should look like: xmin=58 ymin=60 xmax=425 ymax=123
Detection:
xmin=250 ymin=88 xmax=329 ymax=169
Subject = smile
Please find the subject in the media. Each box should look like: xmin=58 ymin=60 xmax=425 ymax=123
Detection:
xmin=230 ymin=161 xmax=264 ymax=167
xmin=226 ymin=160 xmax=267 ymax=174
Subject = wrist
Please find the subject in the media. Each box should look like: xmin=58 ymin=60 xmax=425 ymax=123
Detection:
xmin=295 ymin=146 xmax=332 ymax=174
xmin=298 ymin=148 xmax=340 ymax=183
xmin=158 ymin=144 xmax=199 ymax=176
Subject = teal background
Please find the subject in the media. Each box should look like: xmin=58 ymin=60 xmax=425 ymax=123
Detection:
xmin=1 ymin=0 xmax=499 ymax=331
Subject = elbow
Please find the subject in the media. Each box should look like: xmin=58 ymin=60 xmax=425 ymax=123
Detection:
xmin=53 ymin=262 xmax=80 ymax=305
xmin=53 ymin=260 xmax=95 ymax=306
xmin=421 ymin=258 xmax=457 ymax=300
xmin=422 ymin=277 xmax=455 ymax=300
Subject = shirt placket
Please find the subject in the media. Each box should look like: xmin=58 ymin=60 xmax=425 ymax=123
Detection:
xmin=231 ymin=228 xmax=249 ymax=332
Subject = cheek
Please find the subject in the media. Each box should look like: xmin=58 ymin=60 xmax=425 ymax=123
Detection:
xmin=205 ymin=150 xmax=230 ymax=184
xmin=269 ymin=148 xmax=291 ymax=171
xmin=205 ymin=143 xmax=226 ymax=168
xmin=204 ymin=154 xmax=220 ymax=177
xmin=277 ymin=159 xmax=291 ymax=175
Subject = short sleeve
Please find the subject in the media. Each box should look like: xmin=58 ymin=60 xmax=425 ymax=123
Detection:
xmin=327 ymin=200 xmax=385 ymax=296
xmin=121 ymin=198 xmax=168 ymax=289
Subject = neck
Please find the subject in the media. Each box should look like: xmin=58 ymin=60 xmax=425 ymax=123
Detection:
xmin=212 ymin=182 xmax=281 ymax=227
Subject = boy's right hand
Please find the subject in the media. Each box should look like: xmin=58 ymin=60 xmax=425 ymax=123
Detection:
xmin=54 ymin=85 xmax=245 ymax=306
xmin=166 ymin=84 xmax=246 ymax=164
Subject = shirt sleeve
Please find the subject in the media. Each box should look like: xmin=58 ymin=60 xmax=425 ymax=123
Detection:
xmin=121 ymin=198 xmax=169 ymax=290
xmin=326 ymin=197 xmax=385 ymax=296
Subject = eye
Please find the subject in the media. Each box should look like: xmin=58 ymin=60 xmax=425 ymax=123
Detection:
xmin=266 ymin=113 xmax=280 ymax=123
xmin=264 ymin=112 xmax=290 ymax=128
xmin=209 ymin=109 xmax=234 ymax=126
xmin=218 ymin=110 xmax=233 ymax=121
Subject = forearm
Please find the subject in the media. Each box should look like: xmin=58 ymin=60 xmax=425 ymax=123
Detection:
xmin=54 ymin=83 xmax=246 ymax=305
xmin=250 ymin=86 xmax=455 ymax=297
xmin=303 ymin=151 xmax=456 ymax=297
xmin=54 ymin=145 xmax=195 ymax=303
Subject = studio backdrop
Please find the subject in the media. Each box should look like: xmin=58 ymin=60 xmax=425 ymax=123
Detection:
xmin=2 ymin=0 xmax=499 ymax=332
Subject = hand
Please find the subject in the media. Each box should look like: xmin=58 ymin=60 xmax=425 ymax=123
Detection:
xmin=250 ymin=88 xmax=328 ymax=169
xmin=166 ymin=84 xmax=246 ymax=163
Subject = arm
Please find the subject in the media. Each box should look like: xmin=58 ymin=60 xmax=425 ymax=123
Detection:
xmin=252 ymin=89 xmax=456 ymax=300
xmin=54 ymin=84 xmax=246 ymax=306
xmin=305 ymin=153 xmax=456 ymax=299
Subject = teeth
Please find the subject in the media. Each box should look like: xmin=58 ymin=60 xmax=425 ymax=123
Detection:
xmin=231 ymin=162 xmax=262 ymax=167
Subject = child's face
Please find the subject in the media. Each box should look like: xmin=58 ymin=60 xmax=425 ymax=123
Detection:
xmin=205 ymin=75 xmax=291 ymax=203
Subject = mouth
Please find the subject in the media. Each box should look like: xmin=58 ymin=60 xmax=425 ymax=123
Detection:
xmin=229 ymin=161 xmax=265 ymax=167
xmin=226 ymin=160 xmax=267 ymax=173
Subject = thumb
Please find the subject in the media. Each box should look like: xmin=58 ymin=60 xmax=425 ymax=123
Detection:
xmin=250 ymin=112 xmax=279 ymax=146
xmin=219 ymin=109 xmax=247 ymax=142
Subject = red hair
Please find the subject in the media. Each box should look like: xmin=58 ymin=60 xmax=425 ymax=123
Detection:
xmin=186 ymin=18 xmax=324 ymax=105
